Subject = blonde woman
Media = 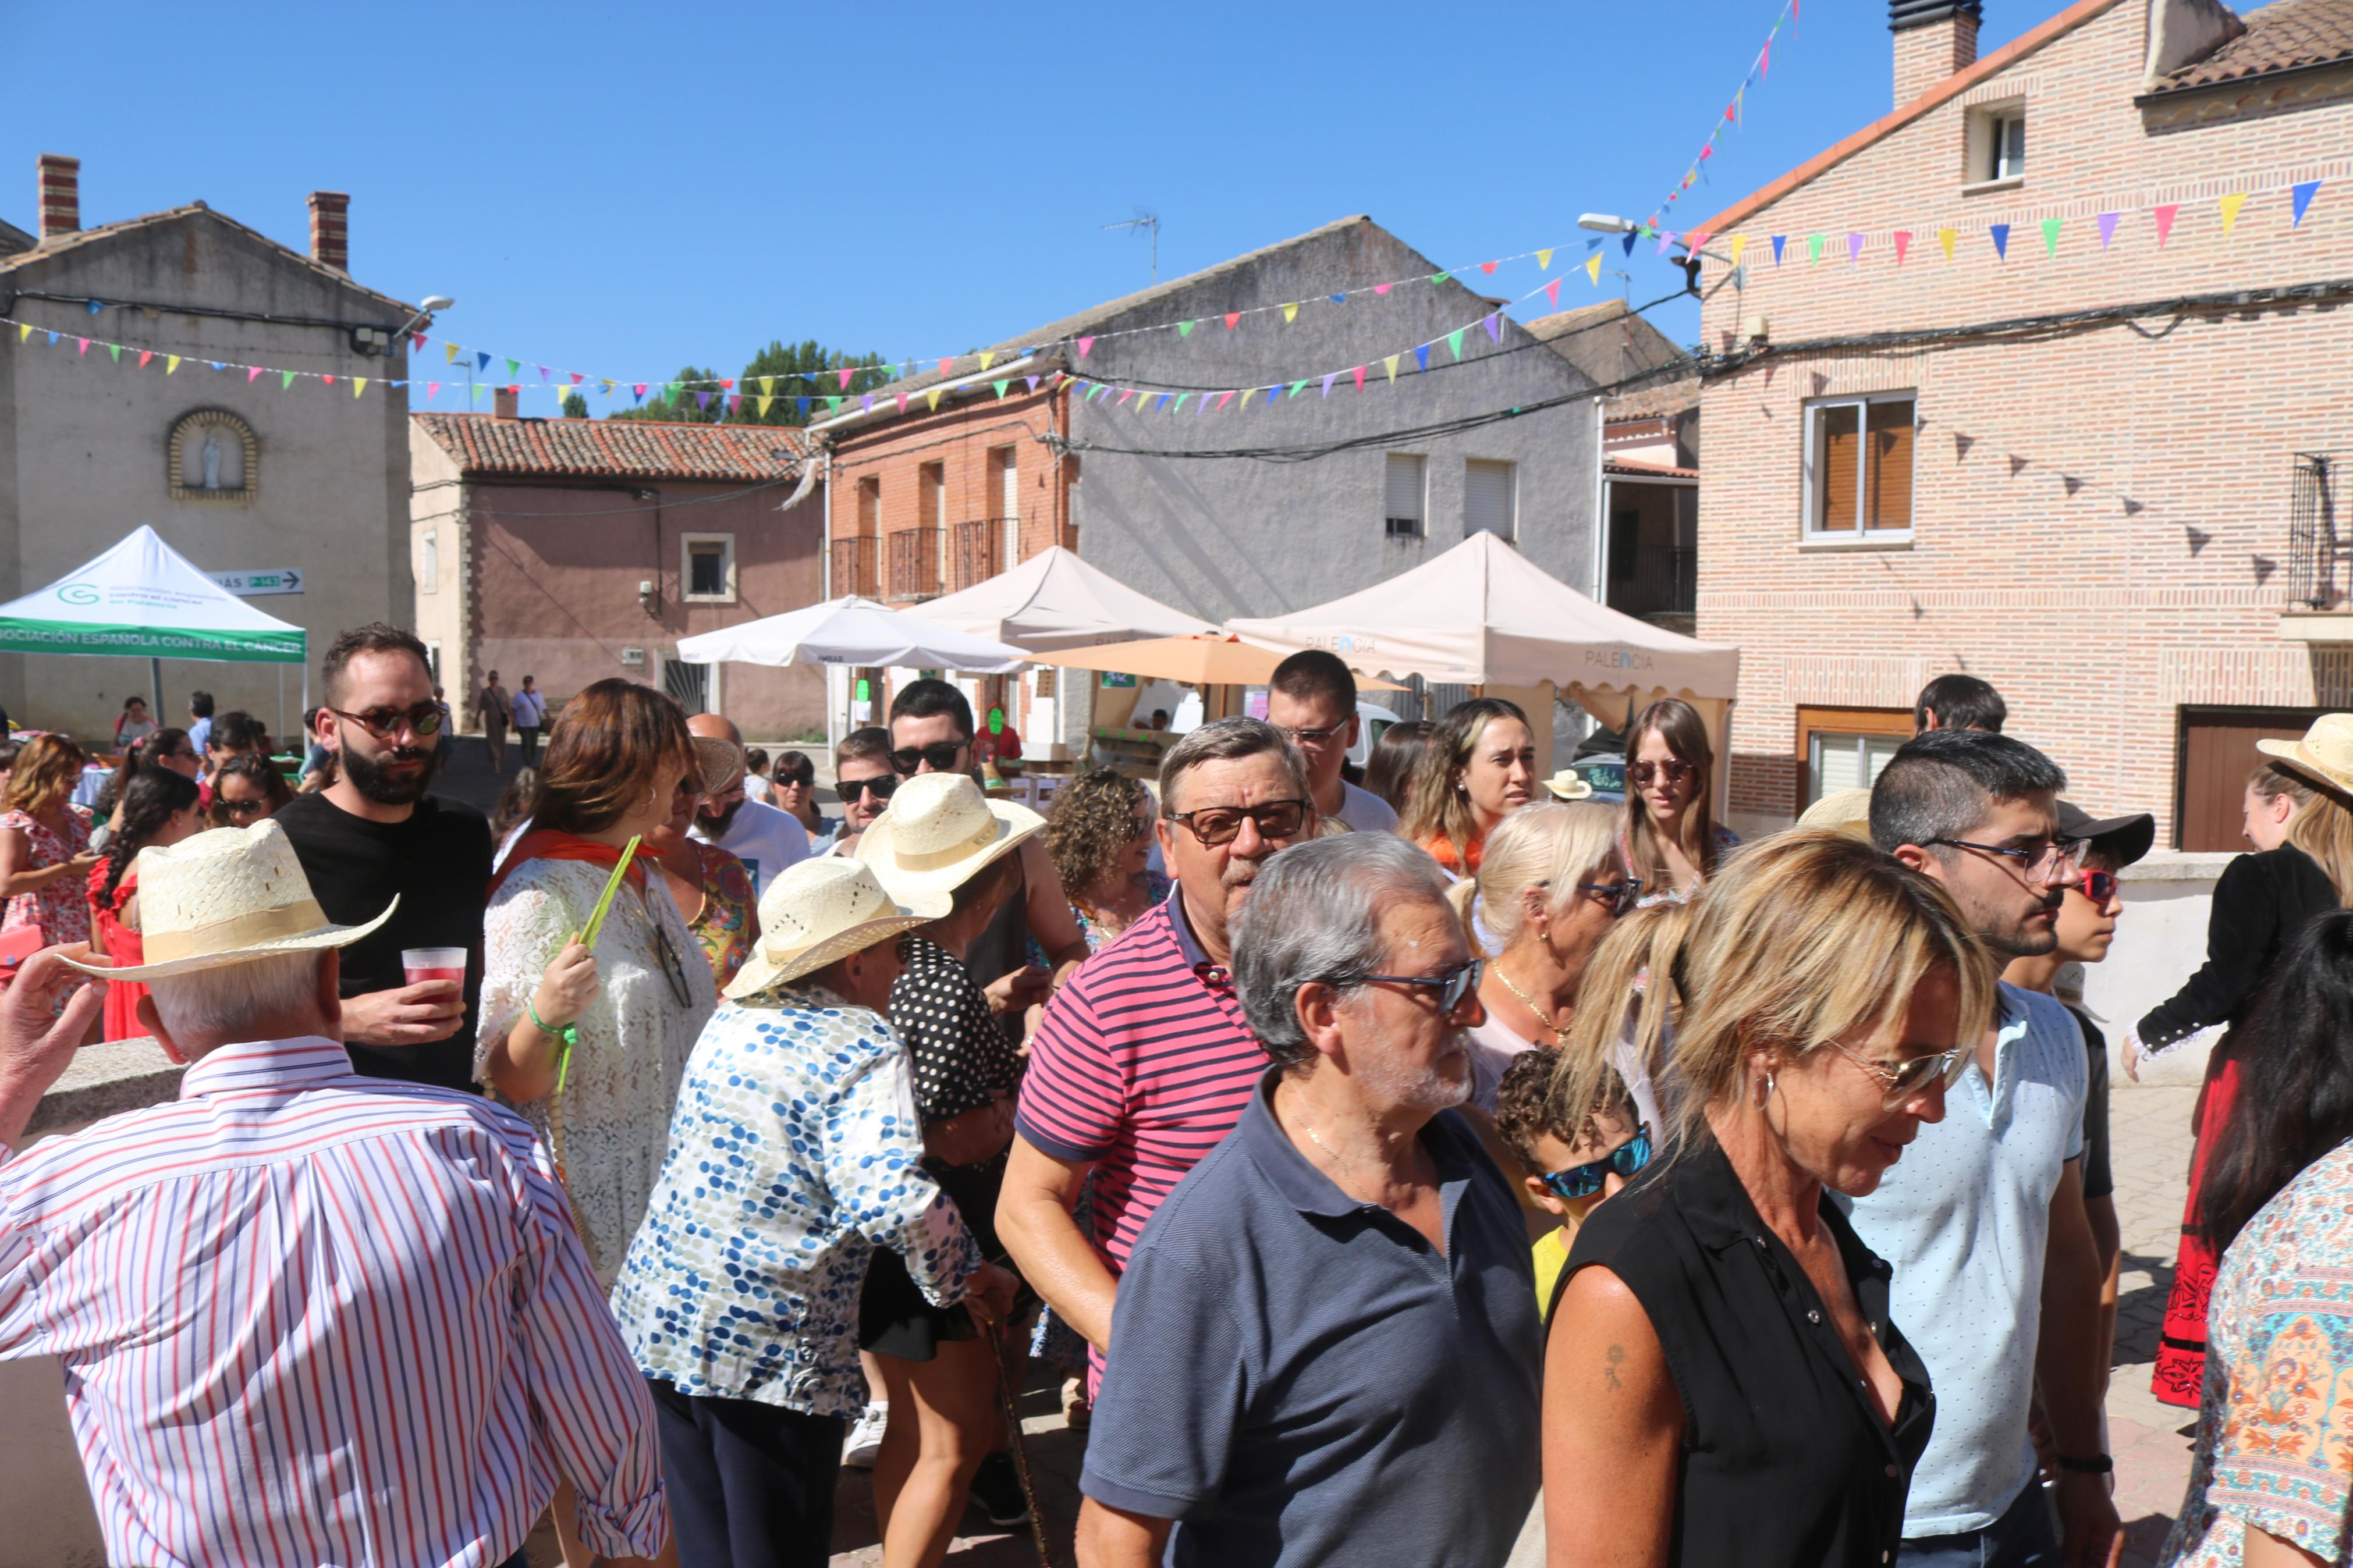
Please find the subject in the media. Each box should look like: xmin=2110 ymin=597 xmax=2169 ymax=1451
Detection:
xmin=1400 ymin=697 xmax=1538 ymax=876
xmin=1458 ymin=801 xmax=1635 ymax=1113
xmin=1551 ymin=899 xmax=1695 ymax=1144
xmin=1545 ymin=830 xmax=1996 ymax=1568
xmin=0 ymin=734 xmax=101 ymax=948
xmin=1620 ymin=698 xmax=1737 ymax=906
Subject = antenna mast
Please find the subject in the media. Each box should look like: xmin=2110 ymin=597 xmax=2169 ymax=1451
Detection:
xmin=1101 ymin=212 xmax=1160 ymax=283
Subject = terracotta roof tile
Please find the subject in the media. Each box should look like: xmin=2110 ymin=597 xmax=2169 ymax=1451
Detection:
xmin=2152 ymin=0 xmax=2353 ymax=90
xmin=413 ymin=413 xmax=814 ymax=482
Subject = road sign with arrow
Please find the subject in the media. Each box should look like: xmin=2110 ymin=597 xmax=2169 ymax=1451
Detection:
xmin=209 ymin=567 xmax=304 ymax=596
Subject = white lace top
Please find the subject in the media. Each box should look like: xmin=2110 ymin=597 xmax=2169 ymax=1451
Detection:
xmin=475 ymin=857 xmax=718 ymax=1286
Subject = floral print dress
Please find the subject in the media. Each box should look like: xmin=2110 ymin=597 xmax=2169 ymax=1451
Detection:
xmin=2163 ymin=1138 xmax=2353 ymax=1566
xmin=2 ymin=806 xmax=92 ymax=945
xmin=684 ymin=840 xmax=759 ymax=993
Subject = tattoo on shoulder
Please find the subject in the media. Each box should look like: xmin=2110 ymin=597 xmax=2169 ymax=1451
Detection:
xmin=1605 ymin=1343 xmax=1625 ymax=1391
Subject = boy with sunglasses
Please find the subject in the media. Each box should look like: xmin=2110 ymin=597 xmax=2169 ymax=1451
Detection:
xmin=1492 ymin=1047 xmax=1649 ymax=1321
xmin=818 ymin=727 xmax=898 ymax=858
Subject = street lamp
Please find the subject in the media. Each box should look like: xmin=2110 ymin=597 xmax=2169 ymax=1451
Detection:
xmin=1577 ymin=214 xmax=1740 ymax=298
xmin=1578 ymin=213 xmax=1639 ymax=234
xmin=393 ymin=294 xmax=455 ymax=341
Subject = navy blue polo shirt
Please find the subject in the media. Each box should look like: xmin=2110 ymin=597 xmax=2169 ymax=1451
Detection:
xmin=1080 ymin=1068 xmax=1543 ymax=1567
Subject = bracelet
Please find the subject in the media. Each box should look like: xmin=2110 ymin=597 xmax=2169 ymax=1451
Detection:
xmin=2056 ymin=1453 xmax=2113 ymax=1475
xmin=526 ymin=998 xmax=579 ymax=1094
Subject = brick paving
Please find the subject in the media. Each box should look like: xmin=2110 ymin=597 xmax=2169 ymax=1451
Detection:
xmin=2104 ymin=1082 xmax=2203 ymax=1568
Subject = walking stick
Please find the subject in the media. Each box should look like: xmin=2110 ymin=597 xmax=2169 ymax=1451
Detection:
xmin=986 ymin=1317 xmax=1059 ymax=1568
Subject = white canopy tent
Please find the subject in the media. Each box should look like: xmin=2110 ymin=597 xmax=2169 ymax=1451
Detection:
xmin=673 ymin=595 xmax=1028 ymax=673
xmin=1226 ymin=530 xmax=1740 ymax=765
xmin=917 ymin=546 xmax=1218 ymax=652
xmin=0 ymin=524 xmax=308 ymax=730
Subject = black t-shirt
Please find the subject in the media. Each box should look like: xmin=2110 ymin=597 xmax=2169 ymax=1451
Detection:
xmin=275 ymin=791 xmax=492 ymax=1091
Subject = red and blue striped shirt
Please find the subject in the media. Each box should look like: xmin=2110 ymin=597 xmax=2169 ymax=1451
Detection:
xmin=1016 ymin=887 xmax=1268 ymax=1373
xmin=0 ymin=1036 xmax=665 ymax=1568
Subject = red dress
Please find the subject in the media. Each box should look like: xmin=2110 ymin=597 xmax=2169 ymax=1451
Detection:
xmin=2153 ymin=1054 xmax=2241 ymax=1407
xmin=89 ymin=861 xmax=150 ymax=1041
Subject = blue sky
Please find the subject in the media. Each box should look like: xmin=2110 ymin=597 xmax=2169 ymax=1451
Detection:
xmin=3 ymin=1 xmax=2065 ymax=394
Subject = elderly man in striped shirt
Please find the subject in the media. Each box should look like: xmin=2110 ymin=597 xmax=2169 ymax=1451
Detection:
xmin=0 ymin=822 xmax=666 ymax=1568
xmin=999 ymin=717 xmax=1318 ymax=1399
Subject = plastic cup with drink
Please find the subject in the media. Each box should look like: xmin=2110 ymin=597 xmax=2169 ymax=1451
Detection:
xmin=402 ymin=947 xmax=468 ymax=988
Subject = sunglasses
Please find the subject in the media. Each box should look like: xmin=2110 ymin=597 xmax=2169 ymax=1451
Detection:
xmin=1541 ymin=1125 xmax=1655 ymax=1201
xmin=2077 ymin=869 xmax=2119 ymax=904
xmin=327 ymin=702 xmax=445 ymax=740
xmin=1277 ymin=721 xmax=1344 ymax=748
xmin=842 ymin=773 xmax=901 ymax=803
xmin=218 ymin=796 xmax=270 ymax=819
xmin=1336 ymin=957 xmax=1485 ymax=1016
xmin=1167 ymin=798 xmax=1310 ymax=847
xmin=890 ymin=741 xmax=966 ymax=775
xmin=1578 ymin=878 xmax=1645 ymax=917
xmin=1829 ymin=1040 xmax=1971 ymax=1108
xmin=776 ymin=769 xmax=817 ymax=788
xmin=1630 ymin=759 xmax=1695 ymax=786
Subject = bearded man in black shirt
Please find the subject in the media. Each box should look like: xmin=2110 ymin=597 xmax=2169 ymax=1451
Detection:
xmin=275 ymin=624 xmax=493 ymax=1090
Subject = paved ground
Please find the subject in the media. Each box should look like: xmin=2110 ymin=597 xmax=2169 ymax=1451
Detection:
xmin=2104 ymin=1081 xmax=2203 ymax=1567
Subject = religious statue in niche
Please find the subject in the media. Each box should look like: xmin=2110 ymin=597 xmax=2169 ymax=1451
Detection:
xmin=166 ymin=410 xmax=258 ymax=503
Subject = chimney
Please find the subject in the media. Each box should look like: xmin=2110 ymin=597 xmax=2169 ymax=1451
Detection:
xmin=1891 ymin=0 xmax=1982 ymax=107
xmin=307 ymin=190 xmax=350 ymax=271
xmin=492 ymin=386 xmax=520 ymax=420
xmin=37 ymin=154 xmax=79 ymax=240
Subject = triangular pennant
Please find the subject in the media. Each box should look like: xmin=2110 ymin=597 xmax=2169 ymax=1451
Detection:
xmin=321 ymin=375 xmax=334 ymax=387
xmin=728 ymin=394 xmax=742 ymax=413
xmin=1686 ymin=232 xmax=1712 ymax=253
xmin=1077 ymin=336 xmax=1096 ymax=358
xmin=505 ymin=358 xmax=520 ymax=379
xmin=757 ymin=394 xmax=773 ymax=416
xmin=1215 ymin=391 xmax=1235 ymax=411
xmin=1447 ymin=329 xmax=1465 ymax=361
xmin=1482 ymin=314 xmax=1503 ymax=344
xmin=1383 ymin=354 xmax=1400 ymax=383
xmin=925 ymin=389 xmax=942 ymax=411
xmin=537 ymin=365 xmax=550 ymax=382
xmin=760 ymin=377 xmax=775 ymax=396
xmin=860 ymin=394 xmax=874 ymax=413
xmin=353 ymin=378 xmax=367 ymax=399
xmin=1893 ymin=231 xmax=1912 ymax=265
xmin=1238 ymin=387 xmax=1257 ymax=409
xmin=1375 ymin=283 xmax=1392 ymax=295
xmin=1321 ymin=372 xmax=1337 ymax=398
xmin=1025 ymin=375 xmax=1040 ymax=392
xmin=1287 ymin=380 xmax=1308 ymax=399
xmin=1621 ymin=232 xmax=1637 ymax=257
xmin=1584 ymin=253 xmax=1603 ymax=284
xmin=249 ymin=367 xmax=265 ymax=383
xmin=445 ymin=342 xmax=461 ymax=364
xmin=2096 ymin=212 xmax=2119 ymax=248
xmin=1282 ymin=303 xmax=1300 ymax=324
xmin=601 ymin=380 xmax=615 ymax=396
xmin=895 ymin=393 xmax=908 ymax=413
xmin=2040 ymin=216 xmax=2063 ymax=257
xmin=977 ymin=350 xmax=996 ymax=369
xmin=2153 ymin=204 xmax=2180 ymax=244
xmin=1807 ymin=234 xmax=1825 ymax=265
xmin=1760 ymin=38 xmax=1770 ymax=74
xmin=427 ymin=382 xmax=440 ymax=399
xmin=1847 ymin=233 xmax=1864 ymax=264
xmin=2292 ymin=180 xmax=2322 ymax=227
xmin=1770 ymin=234 xmax=1786 ymax=264
xmin=695 ymin=392 xmax=712 ymax=411
xmin=839 ymin=367 xmax=856 ymax=390
xmin=796 ymin=396 xmax=810 ymax=414
xmin=1416 ymin=344 xmax=1432 ymax=372
xmin=1176 ymin=321 xmax=1195 ymax=338
xmin=1536 ymin=248 xmax=1553 ymax=269
xmin=1351 ymin=366 xmax=1366 ymax=392
xmin=1328 ymin=294 xmax=1347 ymax=304
xmin=281 ymin=369 xmax=297 ymax=389
xmin=133 ymin=349 xmax=150 ymax=368
xmin=1989 ymin=223 xmax=2010 ymax=259
xmin=477 ymin=352 xmax=492 ymax=371
xmin=1152 ymin=394 xmax=1170 ymax=412
xmin=1937 ymin=227 xmax=1956 ymax=259
xmin=411 ymin=333 xmax=427 ymax=353
xmin=1479 ymin=261 xmax=1499 ymax=274
xmin=1225 ymin=312 xmax=1241 ymax=329
xmin=13 ymin=323 xmax=26 ymax=343
xmin=571 ymin=372 xmax=584 ymax=386
xmin=1432 ymin=271 xmax=1451 ymax=283
xmin=107 ymin=343 xmax=120 ymax=361
xmin=1172 ymin=393 xmax=1190 ymax=412
xmin=1545 ymin=278 xmax=1563 ymax=307
xmin=721 ymin=379 xmax=736 ymax=392
xmin=165 ymin=354 xmax=180 ymax=374
xmin=475 ymin=384 xmax=492 ymax=402
xmin=937 ymin=359 xmax=955 ymax=376
xmin=632 ymin=382 xmax=648 ymax=399
xmin=992 ymin=379 xmax=1010 ymax=400
xmin=2219 ymin=191 xmax=2248 ymax=236
xmin=828 ymin=394 xmax=847 ymax=413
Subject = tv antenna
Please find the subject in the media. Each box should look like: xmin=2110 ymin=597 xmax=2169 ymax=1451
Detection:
xmin=1102 ymin=211 xmax=1160 ymax=283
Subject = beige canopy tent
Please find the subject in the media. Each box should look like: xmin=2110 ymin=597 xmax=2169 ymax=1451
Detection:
xmin=1026 ymin=634 xmax=1410 ymax=689
xmin=1225 ymin=530 xmax=1740 ymax=765
xmin=917 ymin=546 xmax=1219 ymax=652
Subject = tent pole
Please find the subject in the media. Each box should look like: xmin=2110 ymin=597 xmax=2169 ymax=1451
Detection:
xmin=276 ymin=666 xmax=285 ymax=748
xmin=150 ymin=658 xmax=162 ymax=723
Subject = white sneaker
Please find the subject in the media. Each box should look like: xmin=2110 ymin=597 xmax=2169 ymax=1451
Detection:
xmin=842 ymin=1402 xmax=888 ymax=1470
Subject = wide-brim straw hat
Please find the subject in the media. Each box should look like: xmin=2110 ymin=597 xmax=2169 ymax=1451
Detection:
xmin=692 ymin=734 xmax=746 ymax=795
xmin=853 ymin=771 xmax=1043 ymax=900
xmin=61 ymin=819 xmax=396 ymax=982
xmin=1540 ymin=768 xmax=1595 ymax=801
xmin=2258 ymin=714 xmax=2353 ymax=799
xmin=1796 ymin=786 xmax=1875 ymax=838
xmin=723 ymin=856 xmax=950 ymax=1000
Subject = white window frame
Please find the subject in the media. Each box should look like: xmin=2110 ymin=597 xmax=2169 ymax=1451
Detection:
xmin=681 ymin=532 xmax=737 ymax=603
xmin=1385 ymin=452 xmax=1427 ymax=539
xmin=418 ymin=528 xmax=438 ymax=594
xmin=1963 ymin=99 xmax=2027 ymax=191
xmin=1805 ymin=729 xmax=1905 ymax=805
xmin=1800 ymin=391 xmax=1917 ymax=548
xmin=1463 ymin=457 xmax=1517 ymax=542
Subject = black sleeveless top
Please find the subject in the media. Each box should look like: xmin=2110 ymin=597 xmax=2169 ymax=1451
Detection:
xmin=1560 ymin=1140 xmax=1934 ymax=1568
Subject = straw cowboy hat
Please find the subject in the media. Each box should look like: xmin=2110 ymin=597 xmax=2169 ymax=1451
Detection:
xmin=853 ymin=771 xmax=1044 ymax=901
xmin=692 ymin=734 xmax=746 ymax=795
xmin=61 ymin=819 xmax=396 ymax=982
xmin=723 ymin=856 xmax=949 ymax=1000
xmin=1539 ymin=768 xmax=1595 ymax=801
xmin=2258 ymin=714 xmax=2353 ymax=799
xmin=1797 ymin=787 xmax=1876 ymax=838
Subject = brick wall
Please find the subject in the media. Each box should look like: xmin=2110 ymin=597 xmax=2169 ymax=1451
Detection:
xmin=1693 ymin=0 xmax=2353 ymax=841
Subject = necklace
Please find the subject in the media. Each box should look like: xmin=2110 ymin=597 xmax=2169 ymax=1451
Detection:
xmin=1493 ymin=959 xmax=1571 ymax=1044
xmin=1281 ymin=1085 xmax=1360 ymax=1175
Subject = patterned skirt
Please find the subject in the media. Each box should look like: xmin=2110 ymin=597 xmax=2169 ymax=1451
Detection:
xmin=2153 ymin=1053 xmax=2241 ymax=1409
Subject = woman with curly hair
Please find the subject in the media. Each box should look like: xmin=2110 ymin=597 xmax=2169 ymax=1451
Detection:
xmin=1042 ymin=768 xmax=1167 ymax=952
xmin=0 ymin=733 xmax=101 ymax=947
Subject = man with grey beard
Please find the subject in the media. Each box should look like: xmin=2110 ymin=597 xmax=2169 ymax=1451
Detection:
xmin=1074 ymin=833 xmax=1543 ymax=1568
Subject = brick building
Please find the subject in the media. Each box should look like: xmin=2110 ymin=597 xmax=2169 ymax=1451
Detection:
xmin=1690 ymin=0 xmax=2353 ymax=847
xmin=410 ymin=400 xmax=826 ymax=738
xmin=812 ymin=215 xmax=1606 ymax=746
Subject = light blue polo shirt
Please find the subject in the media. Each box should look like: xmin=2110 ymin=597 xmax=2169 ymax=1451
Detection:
xmin=1836 ymin=982 xmax=2086 ymax=1537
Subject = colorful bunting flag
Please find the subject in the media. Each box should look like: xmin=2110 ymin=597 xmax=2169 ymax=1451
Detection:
xmin=993 ymin=379 xmax=1010 ymax=400
xmin=353 ymin=378 xmax=367 ymax=399
xmin=1937 ymin=228 xmax=1956 ymax=259
xmin=2292 ymin=180 xmax=2322 ymax=226
xmin=1585 ymin=254 xmax=1604 ymax=285
xmin=1288 ymin=381 xmax=1308 ymax=398
xmin=1176 ymin=322 xmax=1195 ymax=339
xmin=1375 ymin=283 xmax=1392 ymax=295
xmin=281 ymin=370 xmax=296 ymax=389
xmin=427 ymin=382 xmax=441 ymax=399
xmin=1321 ymin=372 xmax=1337 ymax=398
xmin=2153 ymin=204 xmax=2180 ymax=244
xmin=1026 ymin=376 xmax=1040 ymax=392
xmin=1077 ymin=336 xmax=1095 ymax=358
xmin=1447 ymin=329 xmax=1465 ymax=361
xmin=505 ymin=358 xmax=520 ymax=379
xmin=1351 ymin=366 xmax=1366 ymax=392
xmin=445 ymin=343 xmax=461 ymax=364
xmin=1483 ymin=315 xmax=1503 ymax=344
xmin=860 ymin=394 xmax=874 ymax=413
xmin=1416 ymin=344 xmax=1431 ymax=372
xmin=1216 ymin=391 xmax=1234 ymax=411
xmin=1225 ymin=312 xmax=1241 ymax=329
xmin=321 ymin=375 xmax=334 ymax=387
xmin=477 ymin=352 xmax=492 ymax=372
xmin=1537 ymin=248 xmax=1554 ymax=270
xmin=1770 ymin=235 xmax=1786 ymax=264
xmin=1989 ymin=223 xmax=2010 ymax=259
xmin=1172 ymin=393 xmax=1190 ymax=412
xmin=2097 ymin=213 xmax=2119 ymax=248
xmin=1847 ymin=233 xmax=1864 ymax=264
xmin=2040 ymin=217 xmax=2062 ymax=257
xmin=249 ymin=367 xmax=265 ymax=383
xmin=1282 ymin=303 xmax=1300 ymax=324
xmin=2219 ymin=191 xmax=2248 ymax=236
xmin=1807 ymin=234 xmax=1824 ymax=265
xmin=1383 ymin=354 xmax=1400 ymax=383
xmin=1432 ymin=271 xmax=1451 ymax=284
xmin=76 ymin=337 xmax=89 ymax=355
xmin=165 ymin=355 xmax=179 ymax=374
xmin=1893 ymin=231 xmax=1912 ymax=264
xmin=1328 ymin=294 xmax=1347 ymax=305
xmin=1545 ymin=278 xmax=1563 ymax=307
xmin=13 ymin=323 xmax=26 ymax=343
xmin=537 ymin=365 xmax=549 ymax=381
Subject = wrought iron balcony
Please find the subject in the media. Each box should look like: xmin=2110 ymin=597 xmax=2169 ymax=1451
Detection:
xmin=952 ymin=518 xmax=1012 ymax=591
xmin=887 ymin=527 xmax=943 ymax=601
xmin=2290 ymin=452 xmax=2344 ymax=610
xmin=833 ymin=535 xmax=879 ymax=600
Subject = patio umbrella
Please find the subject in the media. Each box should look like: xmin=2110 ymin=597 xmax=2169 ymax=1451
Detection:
xmin=673 ymin=595 xmax=1028 ymax=673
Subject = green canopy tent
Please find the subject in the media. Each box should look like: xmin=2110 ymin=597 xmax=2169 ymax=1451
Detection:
xmin=0 ymin=525 xmax=307 ymax=737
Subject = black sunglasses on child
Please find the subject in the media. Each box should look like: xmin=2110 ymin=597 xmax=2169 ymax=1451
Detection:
xmin=1541 ymin=1125 xmax=1655 ymax=1201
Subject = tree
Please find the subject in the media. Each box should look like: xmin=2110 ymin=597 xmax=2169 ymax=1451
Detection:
xmin=608 ymin=365 xmax=725 ymax=424
xmin=560 ymin=389 xmax=589 ymax=419
xmin=598 ymin=344 xmax=892 ymax=425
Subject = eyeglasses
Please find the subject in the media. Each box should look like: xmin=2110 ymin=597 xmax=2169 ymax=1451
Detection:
xmin=776 ymin=769 xmax=816 ymax=789
xmin=1925 ymin=836 xmax=2086 ymax=886
xmin=1578 ymin=878 xmax=1645 ymax=916
xmin=1334 ymin=957 xmax=1485 ymax=1018
xmin=890 ymin=741 xmax=966 ymax=775
xmin=326 ymin=702 xmax=445 ymax=741
xmin=1828 ymin=1040 xmax=1970 ymax=1108
xmin=2078 ymin=869 xmax=2120 ymax=905
xmin=1277 ymin=721 xmax=1344 ymax=748
xmin=1167 ymin=798 xmax=1309 ymax=847
xmin=842 ymin=773 xmax=900 ymax=803
xmin=218 ymin=796 xmax=270 ymax=819
xmin=1541 ymin=1125 xmax=1655 ymax=1201
xmin=1630 ymin=759 xmax=1696 ymax=786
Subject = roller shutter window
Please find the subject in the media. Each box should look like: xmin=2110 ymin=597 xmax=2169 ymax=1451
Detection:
xmin=1385 ymin=454 xmax=1425 ymax=538
xmin=1464 ymin=458 xmax=1514 ymax=539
